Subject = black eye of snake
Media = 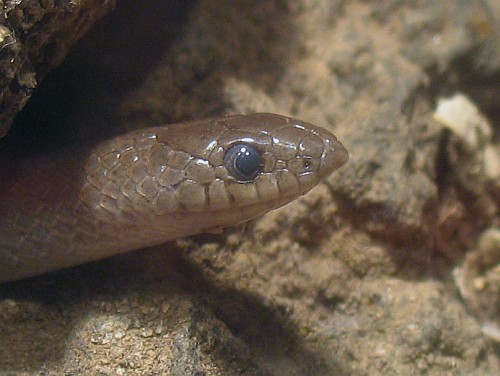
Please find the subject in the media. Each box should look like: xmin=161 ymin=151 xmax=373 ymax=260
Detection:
xmin=224 ymin=144 xmax=263 ymax=182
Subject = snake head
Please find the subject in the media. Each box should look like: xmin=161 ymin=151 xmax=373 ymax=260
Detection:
xmin=83 ymin=113 xmax=348 ymax=239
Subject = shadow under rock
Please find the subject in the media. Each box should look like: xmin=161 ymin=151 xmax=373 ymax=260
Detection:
xmin=8 ymin=0 xmax=196 ymax=150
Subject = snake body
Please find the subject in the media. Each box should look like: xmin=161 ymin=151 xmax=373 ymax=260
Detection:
xmin=0 ymin=113 xmax=348 ymax=282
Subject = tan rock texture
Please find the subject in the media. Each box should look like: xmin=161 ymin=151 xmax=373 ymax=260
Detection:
xmin=1 ymin=0 xmax=499 ymax=375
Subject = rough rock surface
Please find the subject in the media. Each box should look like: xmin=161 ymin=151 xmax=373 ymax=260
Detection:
xmin=1 ymin=0 xmax=499 ymax=375
xmin=0 ymin=0 xmax=115 ymax=138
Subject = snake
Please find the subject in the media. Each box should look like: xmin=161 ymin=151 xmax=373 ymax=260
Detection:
xmin=0 ymin=113 xmax=348 ymax=282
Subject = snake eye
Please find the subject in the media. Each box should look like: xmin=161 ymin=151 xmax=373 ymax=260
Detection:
xmin=224 ymin=144 xmax=263 ymax=182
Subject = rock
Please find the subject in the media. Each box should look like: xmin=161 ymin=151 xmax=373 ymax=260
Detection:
xmin=0 ymin=0 xmax=116 ymax=138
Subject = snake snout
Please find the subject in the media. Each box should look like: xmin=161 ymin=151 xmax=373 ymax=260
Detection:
xmin=320 ymin=133 xmax=349 ymax=179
